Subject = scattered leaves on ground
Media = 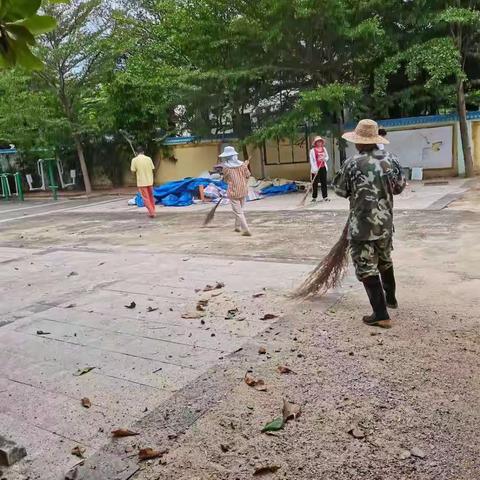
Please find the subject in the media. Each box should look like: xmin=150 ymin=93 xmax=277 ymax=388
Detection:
xmin=225 ymin=308 xmax=239 ymax=319
xmin=203 ymin=282 xmax=225 ymax=292
xmin=138 ymin=448 xmax=168 ymax=461
xmin=197 ymin=299 xmax=209 ymax=312
xmin=262 ymin=417 xmax=284 ymax=433
xmin=277 ymin=366 xmax=295 ymax=374
xmin=71 ymin=446 xmax=85 ymax=458
xmin=244 ymin=373 xmax=267 ymax=392
xmin=112 ymin=429 xmax=140 ymax=438
xmin=253 ymin=293 xmax=265 ymax=298
xmin=348 ymin=426 xmax=366 ymax=439
xmin=260 ymin=314 xmax=278 ymax=321
xmin=81 ymin=397 xmax=91 ymax=408
xmin=36 ymin=330 xmax=51 ymax=335
xmin=258 ymin=347 xmax=267 ymax=355
xmin=182 ymin=311 xmax=204 ymax=319
xmin=73 ymin=367 xmax=95 ymax=377
xmin=146 ymin=306 xmax=158 ymax=312
xmin=253 ymin=465 xmax=281 ymax=476
xmin=282 ymin=399 xmax=301 ymax=422
xmin=125 ymin=301 xmax=136 ymax=309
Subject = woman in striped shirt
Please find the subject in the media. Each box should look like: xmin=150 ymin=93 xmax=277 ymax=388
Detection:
xmin=219 ymin=146 xmax=252 ymax=236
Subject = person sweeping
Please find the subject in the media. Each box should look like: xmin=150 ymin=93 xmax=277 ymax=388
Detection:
xmin=219 ymin=146 xmax=252 ymax=236
xmin=333 ymin=119 xmax=406 ymax=328
xmin=131 ymin=146 xmax=156 ymax=218
xmin=309 ymin=136 xmax=330 ymax=203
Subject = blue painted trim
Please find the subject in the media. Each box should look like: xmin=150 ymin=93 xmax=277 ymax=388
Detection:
xmin=163 ymin=133 xmax=237 ymax=146
xmin=164 ymin=111 xmax=480 ymax=145
xmin=0 ymin=149 xmax=17 ymax=155
xmin=345 ymin=111 xmax=480 ymax=129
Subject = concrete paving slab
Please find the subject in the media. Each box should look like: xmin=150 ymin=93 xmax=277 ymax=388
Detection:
xmin=0 ymin=331 xmax=200 ymax=391
xmin=0 ymin=412 xmax=86 ymax=480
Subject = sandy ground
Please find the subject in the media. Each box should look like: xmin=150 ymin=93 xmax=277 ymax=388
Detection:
xmin=0 ymin=179 xmax=479 ymax=480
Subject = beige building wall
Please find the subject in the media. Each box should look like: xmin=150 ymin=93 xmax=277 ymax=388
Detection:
xmin=155 ymin=142 xmax=221 ymax=184
xmin=473 ymin=121 xmax=480 ymax=174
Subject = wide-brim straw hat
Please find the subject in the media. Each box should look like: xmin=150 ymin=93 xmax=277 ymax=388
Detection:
xmin=342 ymin=119 xmax=389 ymax=145
xmin=312 ymin=135 xmax=325 ymax=146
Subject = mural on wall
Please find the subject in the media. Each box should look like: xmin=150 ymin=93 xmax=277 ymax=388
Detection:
xmin=345 ymin=125 xmax=454 ymax=169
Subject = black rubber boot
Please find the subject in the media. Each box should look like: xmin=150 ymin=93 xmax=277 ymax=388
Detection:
xmin=381 ymin=267 xmax=398 ymax=309
xmin=362 ymin=275 xmax=392 ymax=329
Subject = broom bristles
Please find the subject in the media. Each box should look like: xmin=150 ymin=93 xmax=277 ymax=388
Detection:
xmin=299 ymin=185 xmax=312 ymax=207
xmin=292 ymin=222 xmax=350 ymax=298
xmin=203 ymin=197 xmax=223 ymax=226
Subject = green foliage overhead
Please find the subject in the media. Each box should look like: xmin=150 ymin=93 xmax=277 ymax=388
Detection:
xmin=0 ymin=0 xmax=63 ymax=70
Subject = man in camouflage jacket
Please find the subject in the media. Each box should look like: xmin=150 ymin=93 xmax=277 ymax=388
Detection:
xmin=333 ymin=119 xmax=406 ymax=328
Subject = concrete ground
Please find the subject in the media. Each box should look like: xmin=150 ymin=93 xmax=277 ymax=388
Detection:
xmin=0 ymin=178 xmax=478 ymax=480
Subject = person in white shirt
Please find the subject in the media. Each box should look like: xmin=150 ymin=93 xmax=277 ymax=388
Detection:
xmin=309 ymin=136 xmax=330 ymax=202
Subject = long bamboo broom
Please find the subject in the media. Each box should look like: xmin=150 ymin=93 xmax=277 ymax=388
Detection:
xmin=292 ymin=221 xmax=350 ymax=298
xmin=203 ymin=197 xmax=223 ymax=226
xmin=299 ymin=170 xmax=320 ymax=207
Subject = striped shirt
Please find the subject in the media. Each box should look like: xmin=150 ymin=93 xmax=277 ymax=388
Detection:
xmin=223 ymin=163 xmax=250 ymax=199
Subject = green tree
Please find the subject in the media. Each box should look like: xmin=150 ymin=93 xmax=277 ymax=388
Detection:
xmin=34 ymin=0 xmax=115 ymax=193
xmin=0 ymin=0 xmax=60 ymax=69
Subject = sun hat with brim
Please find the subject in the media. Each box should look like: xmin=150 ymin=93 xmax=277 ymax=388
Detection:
xmin=219 ymin=146 xmax=240 ymax=158
xmin=312 ymin=136 xmax=325 ymax=146
xmin=342 ymin=119 xmax=389 ymax=145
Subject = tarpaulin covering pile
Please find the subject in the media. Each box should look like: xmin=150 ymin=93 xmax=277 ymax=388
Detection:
xmin=135 ymin=177 xmax=298 ymax=208
xmin=136 ymin=178 xmax=227 ymax=207
xmin=260 ymin=183 xmax=298 ymax=196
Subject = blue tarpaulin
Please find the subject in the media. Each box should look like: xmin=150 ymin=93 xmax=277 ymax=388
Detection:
xmin=136 ymin=178 xmax=298 ymax=208
xmin=260 ymin=183 xmax=298 ymax=196
xmin=136 ymin=177 xmax=227 ymax=207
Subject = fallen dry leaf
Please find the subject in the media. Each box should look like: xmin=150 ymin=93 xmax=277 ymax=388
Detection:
xmin=277 ymin=366 xmax=295 ymax=375
xmin=254 ymin=465 xmax=281 ymax=476
xmin=65 ymin=304 xmax=76 ymax=309
xmin=138 ymin=448 xmax=168 ymax=461
xmin=252 ymin=293 xmax=265 ymax=298
xmin=348 ymin=427 xmax=366 ymax=439
xmin=203 ymin=282 xmax=225 ymax=292
xmin=225 ymin=308 xmax=239 ymax=319
xmin=36 ymin=330 xmax=51 ymax=335
xmin=146 ymin=306 xmax=158 ymax=313
xmin=73 ymin=367 xmax=95 ymax=377
xmin=244 ymin=374 xmax=267 ymax=392
xmin=125 ymin=301 xmax=136 ymax=309
xmin=282 ymin=399 xmax=301 ymax=422
xmin=81 ymin=397 xmax=91 ymax=408
xmin=260 ymin=313 xmax=278 ymax=321
xmin=112 ymin=429 xmax=140 ymax=438
xmin=181 ymin=311 xmax=204 ymax=319
xmin=71 ymin=446 xmax=85 ymax=458
xmin=258 ymin=347 xmax=267 ymax=355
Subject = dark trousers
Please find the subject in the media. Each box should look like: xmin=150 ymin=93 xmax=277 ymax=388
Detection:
xmin=312 ymin=167 xmax=328 ymax=199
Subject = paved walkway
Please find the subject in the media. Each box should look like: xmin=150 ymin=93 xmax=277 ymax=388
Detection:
xmin=0 ymin=179 xmax=474 ymax=479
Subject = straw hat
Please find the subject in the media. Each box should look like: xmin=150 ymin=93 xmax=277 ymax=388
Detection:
xmin=312 ymin=135 xmax=324 ymax=146
xmin=342 ymin=119 xmax=389 ymax=145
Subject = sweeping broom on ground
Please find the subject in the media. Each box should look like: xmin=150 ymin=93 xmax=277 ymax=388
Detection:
xmin=292 ymin=221 xmax=350 ymax=298
xmin=299 ymin=170 xmax=319 ymax=207
xmin=203 ymin=196 xmax=223 ymax=226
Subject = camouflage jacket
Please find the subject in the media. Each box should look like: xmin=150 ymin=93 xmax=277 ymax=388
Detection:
xmin=333 ymin=149 xmax=406 ymax=241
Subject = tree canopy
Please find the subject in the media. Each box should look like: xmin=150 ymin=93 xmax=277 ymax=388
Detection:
xmin=1 ymin=0 xmax=479 ymax=186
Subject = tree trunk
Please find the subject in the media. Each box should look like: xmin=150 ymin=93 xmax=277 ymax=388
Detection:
xmin=457 ymin=79 xmax=474 ymax=178
xmin=73 ymin=133 xmax=92 ymax=194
